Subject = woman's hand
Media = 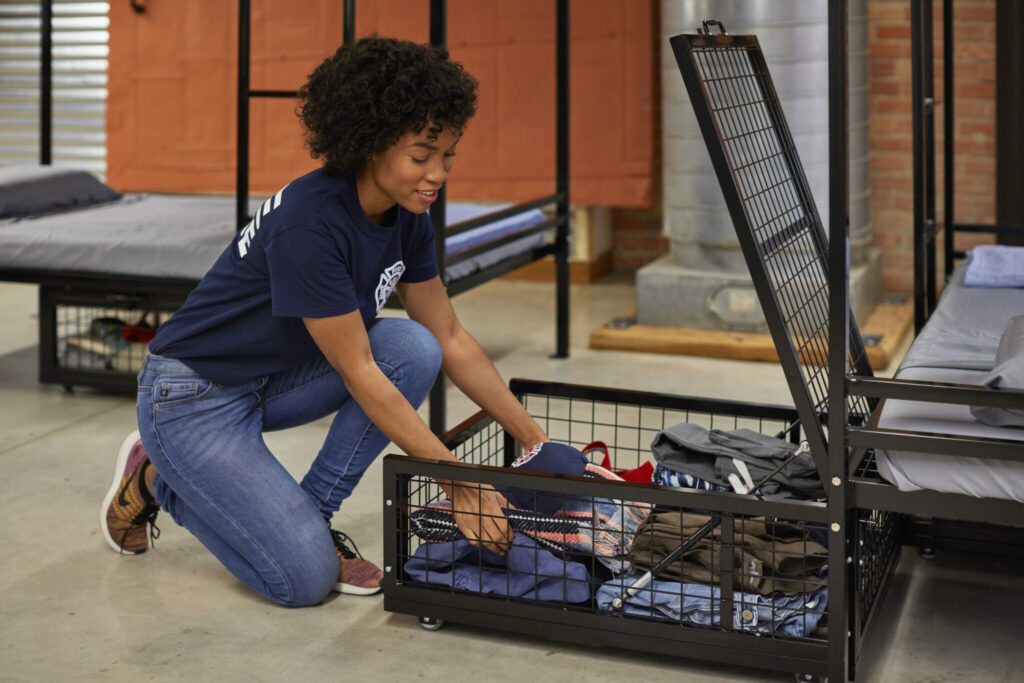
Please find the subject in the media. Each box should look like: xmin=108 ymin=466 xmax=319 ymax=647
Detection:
xmin=449 ymin=482 xmax=512 ymax=554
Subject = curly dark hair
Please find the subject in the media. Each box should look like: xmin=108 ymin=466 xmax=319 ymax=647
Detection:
xmin=298 ymin=37 xmax=478 ymax=176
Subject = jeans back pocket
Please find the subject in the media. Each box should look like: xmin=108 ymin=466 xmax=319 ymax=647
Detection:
xmin=153 ymin=378 xmax=213 ymax=407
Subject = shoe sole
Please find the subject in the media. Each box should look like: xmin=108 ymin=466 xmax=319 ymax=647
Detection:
xmin=333 ymin=581 xmax=382 ymax=596
xmin=99 ymin=430 xmax=146 ymax=555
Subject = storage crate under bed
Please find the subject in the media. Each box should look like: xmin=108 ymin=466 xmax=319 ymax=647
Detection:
xmin=382 ymin=379 xmax=901 ymax=680
xmin=35 ymin=278 xmax=191 ymax=393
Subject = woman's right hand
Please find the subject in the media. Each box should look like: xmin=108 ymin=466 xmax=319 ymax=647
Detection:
xmin=449 ymin=482 xmax=512 ymax=555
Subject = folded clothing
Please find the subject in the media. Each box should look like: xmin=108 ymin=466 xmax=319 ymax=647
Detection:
xmin=654 ymin=464 xmax=748 ymax=494
xmin=403 ymin=534 xmax=591 ymax=603
xmin=964 ymin=245 xmax=1024 ymax=288
xmin=409 ymin=490 xmax=649 ymax=575
xmin=629 ymin=511 xmax=828 ymax=596
xmin=651 ymin=423 xmax=823 ymax=500
xmin=596 ymin=571 xmax=828 ymax=638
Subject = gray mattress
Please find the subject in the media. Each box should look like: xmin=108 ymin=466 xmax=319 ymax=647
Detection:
xmin=898 ymin=256 xmax=1024 ymax=372
xmin=0 ymin=194 xmax=545 ymax=283
xmin=875 ymin=366 xmax=1024 ymax=502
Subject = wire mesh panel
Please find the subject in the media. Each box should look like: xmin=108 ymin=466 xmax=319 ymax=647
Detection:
xmin=54 ymin=303 xmax=159 ymax=375
xmin=36 ymin=284 xmax=186 ymax=392
xmin=670 ymin=32 xmax=874 ymax=451
xmin=853 ymin=508 xmax=900 ymax=636
xmin=384 ymin=381 xmax=841 ymax=677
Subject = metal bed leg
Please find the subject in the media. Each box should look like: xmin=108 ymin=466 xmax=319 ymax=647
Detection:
xmin=827 ymin=1 xmax=852 ymax=681
xmin=552 ymin=0 xmax=570 ymax=360
xmin=428 ymin=373 xmax=446 ymax=436
xmin=40 ymin=0 xmax=52 ymax=165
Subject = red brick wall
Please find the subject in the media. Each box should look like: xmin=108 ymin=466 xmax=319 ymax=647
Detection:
xmin=868 ymin=0 xmax=996 ymax=293
xmin=610 ymin=206 xmax=666 ymax=269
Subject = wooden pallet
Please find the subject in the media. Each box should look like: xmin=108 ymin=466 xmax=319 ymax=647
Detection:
xmin=589 ymin=301 xmax=913 ymax=371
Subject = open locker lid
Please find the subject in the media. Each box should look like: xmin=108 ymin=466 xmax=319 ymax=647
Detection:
xmin=668 ymin=22 xmax=874 ymax=471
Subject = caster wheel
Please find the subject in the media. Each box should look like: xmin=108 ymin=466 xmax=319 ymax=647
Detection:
xmin=794 ymin=674 xmax=826 ymax=683
xmin=418 ymin=616 xmax=444 ymax=631
xmin=918 ymin=547 xmax=937 ymax=560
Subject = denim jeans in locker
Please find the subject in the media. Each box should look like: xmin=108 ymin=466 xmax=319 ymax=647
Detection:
xmin=135 ymin=317 xmax=442 ymax=607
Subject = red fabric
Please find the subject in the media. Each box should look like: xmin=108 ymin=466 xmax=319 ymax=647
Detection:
xmin=581 ymin=440 xmax=654 ymax=484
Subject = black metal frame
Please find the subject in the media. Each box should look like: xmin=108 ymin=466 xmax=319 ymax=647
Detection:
xmin=899 ymin=0 xmax=1024 ymax=520
xmin=235 ymin=0 xmax=572 ymax=434
xmin=39 ymin=0 xmax=52 ymax=165
xmin=375 ymin=5 xmax=1023 ymax=681
xmin=844 ymin=0 xmax=1024 ymax=677
xmin=912 ymin=0 xmax=1024 ymax=328
xmin=1 ymin=0 xmax=197 ymax=393
xmin=381 ymin=378 xmax=870 ymax=681
xmin=668 ymin=5 xmax=1024 ymax=679
xmin=0 ymin=267 xmax=194 ymax=391
xmin=14 ymin=0 xmax=571 ymax=414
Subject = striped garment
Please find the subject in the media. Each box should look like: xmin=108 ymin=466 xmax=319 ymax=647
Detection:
xmin=410 ymin=486 xmax=650 ymax=574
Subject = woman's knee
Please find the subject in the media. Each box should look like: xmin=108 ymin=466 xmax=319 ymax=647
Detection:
xmin=265 ymin=541 xmax=337 ymax=608
xmin=371 ymin=318 xmax=442 ymax=375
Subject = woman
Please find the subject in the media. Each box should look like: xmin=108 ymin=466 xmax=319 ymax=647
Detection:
xmin=100 ymin=37 xmax=549 ymax=607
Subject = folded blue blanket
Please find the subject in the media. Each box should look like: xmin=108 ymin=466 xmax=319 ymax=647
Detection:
xmin=964 ymin=245 xmax=1024 ymax=288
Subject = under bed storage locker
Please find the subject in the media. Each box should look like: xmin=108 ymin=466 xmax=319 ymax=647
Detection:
xmin=35 ymin=277 xmax=192 ymax=393
xmin=382 ymin=379 xmax=901 ymax=682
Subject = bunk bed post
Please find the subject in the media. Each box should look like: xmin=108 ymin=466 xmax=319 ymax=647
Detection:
xmin=943 ymin=0 xmax=955 ymax=277
xmin=39 ymin=0 xmax=52 ymax=165
xmin=923 ymin=0 xmax=938 ymax=316
xmin=553 ymin=0 xmax=570 ymax=359
xmin=343 ymin=0 xmax=355 ymax=45
xmin=236 ymin=0 xmax=251 ymax=230
xmin=826 ymin=1 xmax=852 ymax=681
xmin=427 ymin=0 xmax=448 ymax=435
xmin=911 ymin=0 xmax=927 ymax=333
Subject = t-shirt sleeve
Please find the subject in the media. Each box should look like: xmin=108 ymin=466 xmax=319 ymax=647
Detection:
xmin=401 ymin=213 xmax=440 ymax=283
xmin=264 ymin=224 xmax=358 ymax=318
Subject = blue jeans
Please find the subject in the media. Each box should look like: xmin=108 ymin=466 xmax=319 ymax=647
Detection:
xmin=595 ymin=572 xmax=828 ymax=637
xmin=136 ymin=318 xmax=442 ymax=607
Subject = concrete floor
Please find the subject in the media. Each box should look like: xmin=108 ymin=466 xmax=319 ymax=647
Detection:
xmin=1 ymin=275 xmax=1022 ymax=682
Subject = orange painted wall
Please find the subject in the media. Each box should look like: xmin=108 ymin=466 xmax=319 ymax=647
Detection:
xmin=106 ymin=0 xmax=655 ymax=208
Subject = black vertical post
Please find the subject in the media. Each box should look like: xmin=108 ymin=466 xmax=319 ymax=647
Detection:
xmin=428 ymin=0 xmax=447 ymax=436
xmin=40 ymin=0 xmax=52 ymax=165
xmin=553 ymin=0 xmax=570 ymax=359
xmin=923 ymin=0 xmax=937 ymax=316
xmin=343 ymin=0 xmax=355 ymax=44
xmin=996 ymin=0 xmax=1024 ymax=246
xmin=236 ymin=0 xmax=251 ymax=230
xmin=826 ymin=2 xmax=850 ymax=682
xmin=943 ymin=0 xmax=955 ymax=275
xmin=911 ymin=0 xmax=926 ymax=333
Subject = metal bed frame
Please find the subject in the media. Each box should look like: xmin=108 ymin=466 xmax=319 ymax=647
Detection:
xmin=902 ymin=0 xmax=1024 ymax=557
xmin=384 ymin=379 xmax=850 ymax=682
xmin=380 ymin=4 xmax=1023 ymax=681
xmin=12 ymin=0 xmax=570 ymax=435
xmin=678 ymin=3 xmax=1024 ymax=678
xmin=236 ymin=0 xmax=571 ymax=433
xmin=910 ymin=0 xmax=1024 ymax=331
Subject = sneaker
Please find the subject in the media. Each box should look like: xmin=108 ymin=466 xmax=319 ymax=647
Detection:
xmin=100 ymin=431 xmax=160 ymax=555
xmin=330 ymin=529 xmax=383 ymax=595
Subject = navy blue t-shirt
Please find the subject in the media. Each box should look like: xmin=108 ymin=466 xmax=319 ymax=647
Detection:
xmin=150 ymin=169 xmax=439 ymax=385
